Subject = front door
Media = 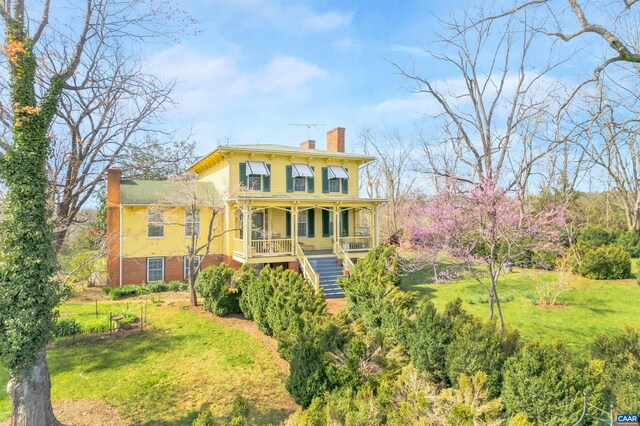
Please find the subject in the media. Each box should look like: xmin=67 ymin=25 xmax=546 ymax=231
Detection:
xmin=251 ymin=211 xmax=268 ymax=240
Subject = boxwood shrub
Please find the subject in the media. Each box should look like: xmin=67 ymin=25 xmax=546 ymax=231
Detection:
xmin=578 ymin=245 xmax=631 ymax=280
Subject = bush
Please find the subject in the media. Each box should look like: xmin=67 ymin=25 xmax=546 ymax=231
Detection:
xmin=53 ymin=318 xmax=83 ymax=337
xmin=191 ymin=409 xmax=214 ymax=426
xmin=577 ymin=226 xmax=616 ymax=248
xmin=616 ymin=231 xmax=640 ymax=258
xmin=195 ymin=264 xmax=241 ymax=316
xmin=286 ymin=339 xmax=332 ymax=407
xmin=445 ymin=318 xmax=519 ymax=397
xmin=103 ymin=281 xmax=187 ymax=300
xmin=578 ymin=245 xmax=631 ymax=279
xmin=340 ymin=246 xmax=414 ymax=346
xmin=408 ymin=299 xmax=457 ymax=382
xmin=502 ymin=341 xmax=605 ymax=425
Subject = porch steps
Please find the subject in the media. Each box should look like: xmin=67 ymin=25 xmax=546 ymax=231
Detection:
xmin=309 ymin=256 xmax=345 ymax=299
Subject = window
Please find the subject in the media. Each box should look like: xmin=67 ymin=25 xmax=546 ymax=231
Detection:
xmin=298 ymin=210 xmax=308 ymax=237
xmin=147 ymin=258 xmax=164 ymax=282
xmin=184 ymin=256 xmax=201 ymax=280
xmin=185 ymin=209 xmax=200 ymax=237
xmin=294 ymin=176 xmax=307 ymax=192
xmin=147 ymin=208 xmax=164 ymax=237
xmin=248 ymin=175 xmax=262 ymax=190
xmin=329 ymin=178 xmax=341 ymax=193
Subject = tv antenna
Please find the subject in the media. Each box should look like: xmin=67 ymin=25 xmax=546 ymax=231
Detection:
xmin=288 ymin=123 xmax=325 ymax=140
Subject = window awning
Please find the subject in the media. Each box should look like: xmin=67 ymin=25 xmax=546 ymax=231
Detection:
xmin=246 ymin=161 xmax=270 ymax=176
xmin=292 ymin=164 xmax=315 ymax=178
xmin=328 ymin=165 xmax=350 ymax=179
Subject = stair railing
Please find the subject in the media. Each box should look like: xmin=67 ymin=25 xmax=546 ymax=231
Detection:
xmin=333 ymin=239 xmax=354 ymax=273
xmin=294 ymin=241 xmax=320 ymax=292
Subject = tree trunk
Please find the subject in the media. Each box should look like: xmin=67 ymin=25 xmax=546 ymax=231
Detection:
xmin=189 ymin=271 xmax=198 ymax=307
xmin=7 ymin=347 xmax=60 ymax=426
xmin=491 ymin=276 xmax=505 ymax=333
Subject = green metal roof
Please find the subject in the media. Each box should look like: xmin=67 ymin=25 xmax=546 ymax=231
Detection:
xmin=120 ymin=180 xmax=219 ymax=205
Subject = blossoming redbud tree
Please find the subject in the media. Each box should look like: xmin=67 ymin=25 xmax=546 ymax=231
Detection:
xmin=406 ymin=179 xmax=566 ymax=331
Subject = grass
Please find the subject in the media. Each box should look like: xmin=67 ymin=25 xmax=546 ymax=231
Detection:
xmin=0 ymin=292 xmax=296 ymax=424
xmin=401 ymin=261 xmax=640 ymax=351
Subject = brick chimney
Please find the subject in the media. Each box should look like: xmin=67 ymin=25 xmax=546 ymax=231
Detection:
xmin=327 ymin=127 xmax=345 ymax=152
xmin=106 ymin=168 xmax=122 ymax=287
xmin=300 ymin=140 xmax=316 ymax=149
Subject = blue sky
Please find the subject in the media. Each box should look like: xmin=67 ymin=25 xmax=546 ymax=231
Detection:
xmin=138 ymin=0 xmax=615 ymax=158
xmin=142 ymin=0 xmax=472 ymax=155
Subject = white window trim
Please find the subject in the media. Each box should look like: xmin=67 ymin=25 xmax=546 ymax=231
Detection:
xmin=328 ymin=178 xmax=341 ymax=193
xmin=184 ymin=255 xmax=201 ymax=280
xmin=147 ymin=257 xmax=165 ymax=282
xmin=147 ymin=209 xmax=165 ymax=238
xmin=184 ymin=209 xmax=201 ymax=237
xmin=298 ymin=210 xmax=308 ymax=238
xmin=293 ymin=176 xmax=307 ymax=192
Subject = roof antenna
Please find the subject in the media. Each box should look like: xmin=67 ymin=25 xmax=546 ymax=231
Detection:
xmin=288 ymin=123 xmax=326 ymax=140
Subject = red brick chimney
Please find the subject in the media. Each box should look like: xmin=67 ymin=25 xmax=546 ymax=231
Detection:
xmin=106 ymin=168 xmax=122 ymax=287
xmin=300 ymin=140 xmax=316 ymax=149
xmin=327 ymin=127 xmax=345 ymax=152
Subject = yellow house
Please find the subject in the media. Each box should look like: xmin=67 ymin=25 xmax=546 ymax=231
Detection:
xmin=106 ymin=127 xmax=385 ymax=297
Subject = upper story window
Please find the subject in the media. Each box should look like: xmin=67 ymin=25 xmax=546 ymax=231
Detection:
xmin=148 ymin=208 xmax=165 ymax=238
xmin=323 ymin=166 xmax=350 ymax=194
xmin=185 ymin=208 xmax=200 ymax=237
xmin=241 ymin=161 xmax=271 ymax=192
xmin=289 ymin=164 xmax=314 ymax=193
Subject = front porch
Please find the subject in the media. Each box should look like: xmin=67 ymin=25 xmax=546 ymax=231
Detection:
xmin=228 ymin=202 xmax=380 ymax=264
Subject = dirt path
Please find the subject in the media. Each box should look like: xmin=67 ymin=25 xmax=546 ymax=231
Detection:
xmin=0 ymin=400 xmax=127 ymax=426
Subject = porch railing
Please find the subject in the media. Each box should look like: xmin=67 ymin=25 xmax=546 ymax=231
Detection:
xmin=251 ymin=239 xmax=292 ymax=256
xmin=295 ymin=242 xmax=319 ymax=291
xmin=333 ymin=239 xmax=354 ymax=273
xmin=338 ymin=236 xmax=373 ymax=251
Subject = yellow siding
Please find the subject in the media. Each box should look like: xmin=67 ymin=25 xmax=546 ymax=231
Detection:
xmin=196 ymin=151 xmax=362 ymax=198
xmin=121 ymin=206 xmax=225 ymax=257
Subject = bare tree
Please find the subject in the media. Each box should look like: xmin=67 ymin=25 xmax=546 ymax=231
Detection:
xmin=0 ymin=1 xmax=195 ymax=253
xmin=577 ymin=76 xmax=640 ymax=231
xmin=396 ymin=6 xmax=564 ymax=192
xmin=358 ymin=127 xmax=417 ymax=243
xmin=0 ymin=1 xmax=194 ymax=423
xmin=146 ymin=173 xmax=229 ymax=306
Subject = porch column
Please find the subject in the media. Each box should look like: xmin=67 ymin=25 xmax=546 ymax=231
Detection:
xmin=225 ymin=202 xmax=231 ymax=256
xmin=292 ymin=204 xmax=298 ymax=249
xmin=374 ymin=205 xmax=380 ymax=246
xmin=243 ymin=204 xmax=251 ymax=259
xmin=333 ymin=205 xmax=339 ymax=244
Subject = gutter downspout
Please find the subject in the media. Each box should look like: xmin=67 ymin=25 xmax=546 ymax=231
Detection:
xmin=119 ymin=205 xmax=123 ymax=287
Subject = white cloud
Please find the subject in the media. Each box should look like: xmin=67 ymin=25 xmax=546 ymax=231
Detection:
xmin=209 ymin=0 xmax=353 ymax=33
xmin=145 ymin=46 xmax=326 ymax=115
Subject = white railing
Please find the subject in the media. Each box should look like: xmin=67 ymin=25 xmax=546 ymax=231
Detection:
xmin=338 ymin=236 xmax=373 ymax=251
xmin=333 ymin=239 xmax=354 ymax=273
xmin=233 ymin=238 xmax=244 ymax=257
xmin=251 ymin=239 xmax=292 ymax=256
xmin=295 ymin=242 xmax=319 ymax=291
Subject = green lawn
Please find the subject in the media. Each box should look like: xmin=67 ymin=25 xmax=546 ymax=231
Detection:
xmin=402 ymin=263 xmax=640 ymax=351
xmin=0 ymin=293 xmax=296 ymax=424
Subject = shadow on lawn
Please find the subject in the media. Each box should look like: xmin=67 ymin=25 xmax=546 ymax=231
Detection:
xmin=135 ymin=404 xmax=295 ymax=426
xmin=48 ymin=329 xmax=187 ymax=375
